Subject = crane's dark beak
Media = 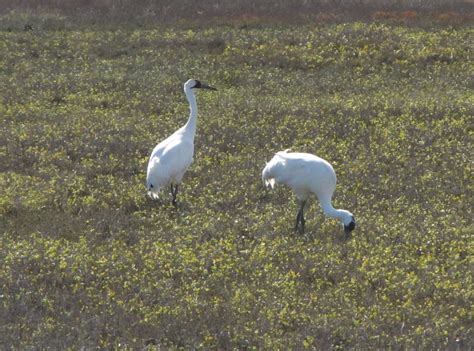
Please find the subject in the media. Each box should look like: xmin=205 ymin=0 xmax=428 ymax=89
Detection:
xmin=192 ymin=80 xmax=217 ymax=90
xmin=200 ymin=83 xmax=217 ymax=91
xmin=344 ymin=222 xmax=355 ymax=233
xmin=344 ymin=216 xmax=356 ymax=238
xmin=344 ymin=216 xmax=355 ymax=239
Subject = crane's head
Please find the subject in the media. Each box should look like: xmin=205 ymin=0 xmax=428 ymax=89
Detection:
xmin=343 ymin=214 xmax=356 ymax=236
xmin=184 ymin=79 xmax=217 ymax=91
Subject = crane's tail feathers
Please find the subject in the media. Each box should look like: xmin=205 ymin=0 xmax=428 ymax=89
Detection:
xmin=146 ymin=180 xmax=161 ymax=200
xmin=276 ymin=149 xmax=292 ymax=159
xmin=264 ymin=178 xmax=276 ymax=189
xmin=147 ymin=190 xmax=160 ymax=200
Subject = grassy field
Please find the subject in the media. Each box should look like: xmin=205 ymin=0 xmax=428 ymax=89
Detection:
xmin=0 ymin=3 xmax=473 ymax=349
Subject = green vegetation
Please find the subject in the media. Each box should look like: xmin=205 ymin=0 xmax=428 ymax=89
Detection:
xmin=0 ymin=5 xmax=472 ymax=349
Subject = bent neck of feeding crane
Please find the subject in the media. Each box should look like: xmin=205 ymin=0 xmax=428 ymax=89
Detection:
xmin=320 ymin=199 xmax=351 ymax=225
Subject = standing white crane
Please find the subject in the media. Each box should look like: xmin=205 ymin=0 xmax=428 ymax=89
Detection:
xmin=262 ymin=150 xmax=356 ymax=236
xmin=146 ymin=79 xmax=216 ymax=207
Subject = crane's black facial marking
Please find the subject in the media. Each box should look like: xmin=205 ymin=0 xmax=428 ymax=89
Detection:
xmin=344 ymin=215 xmax=356 ymax=233
xmin=344 ymin=221 xmax=356 ymax=232
xmin=150 ymin=184 xmax=154 ymax=188
xmin=192 ymin=80 xmax=202 ymax=89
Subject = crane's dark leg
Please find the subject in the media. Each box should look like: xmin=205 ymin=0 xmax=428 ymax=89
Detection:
xmin=295 ymin=211 xmax=301 ymax=232
xmin=299 ymin=201 xmax=306 ymax=234
xmin=294 ymin=200 xmax=306 ymax=234
xmin=170 ymin=184 xmax=179 ymax=208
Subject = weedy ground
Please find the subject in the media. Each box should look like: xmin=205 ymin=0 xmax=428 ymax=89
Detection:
xmin=0 ymin=2 xmax=473 ymax=349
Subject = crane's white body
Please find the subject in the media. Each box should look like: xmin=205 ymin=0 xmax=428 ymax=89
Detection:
xmin=262 ymin=150 xmax=355 ymax=230
xmin=146 ymin=125 xmax=194 ymax=199
xmin=146 ymin=79 xmax=206 ymax=200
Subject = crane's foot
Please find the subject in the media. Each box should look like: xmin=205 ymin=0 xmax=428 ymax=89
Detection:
xmin=294 ymin=217 xmax=306 ymax=234
xmin=294 ymin=216 xmax=305 ymax=234
xmin=299 ymin=217 xmax=305 ymax=234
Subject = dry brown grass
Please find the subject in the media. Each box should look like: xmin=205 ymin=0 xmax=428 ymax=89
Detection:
xmin=1 ymin=0 xmax=473 ymax=28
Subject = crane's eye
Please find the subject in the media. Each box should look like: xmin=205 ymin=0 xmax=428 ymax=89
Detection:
xmin=193 ymin=80 xmax=201 ymax=89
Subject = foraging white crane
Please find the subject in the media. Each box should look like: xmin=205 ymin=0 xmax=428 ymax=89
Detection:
xmin=262 ymin=150 xmax=356 ymax=236
xmin=146 ymin=79 xmax=216 ymax=207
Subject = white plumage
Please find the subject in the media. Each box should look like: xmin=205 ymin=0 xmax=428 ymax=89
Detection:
xmin=146 ymin=79 xmax=216 ymax=206
xmin=262 ymin=150 xmax=355 ymax=235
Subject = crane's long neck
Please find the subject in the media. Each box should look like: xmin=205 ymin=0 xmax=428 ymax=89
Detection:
xmin=183 ymin=87 xmax=198 ymax=137
xmin=319 ymin=197 xmax=349 ymax=223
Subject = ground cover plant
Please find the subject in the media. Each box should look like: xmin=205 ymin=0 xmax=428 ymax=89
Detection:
xmin=0 ymin=2 xmax=473 ymax=349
